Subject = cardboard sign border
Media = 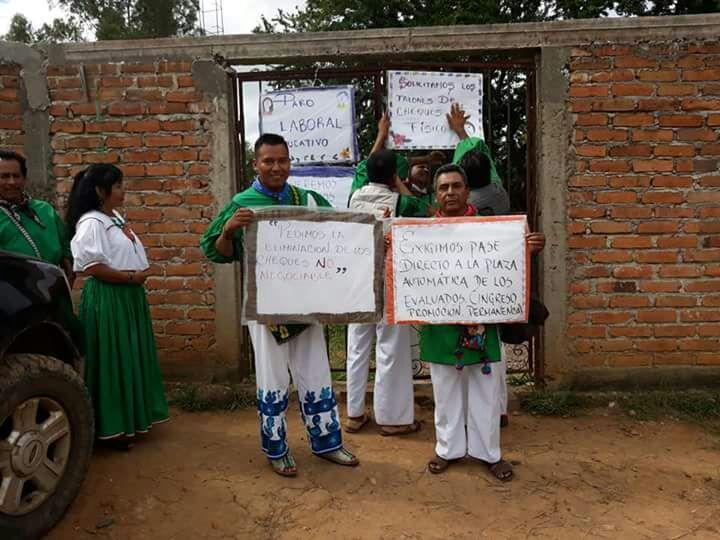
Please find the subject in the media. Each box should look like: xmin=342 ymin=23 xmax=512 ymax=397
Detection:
xmin=244 ymin=207 xmax=383 ymax=324
xmin=386 ymin=215 xmax=530 ymax=325
xmin=386 ymin=70 xmax=484 ymax=150
xmin=258 ymin=85 xmax=359 ymax=164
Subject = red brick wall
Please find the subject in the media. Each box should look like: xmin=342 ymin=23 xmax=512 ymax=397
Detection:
xmin=0 ymin=64 xmax=23 ymax=153
xmin=47 ymin=61 xmax=218 ymax=365
xmin=3 ymin=38 xmax=720 ymax=377
xmin=568 ymin=41 xmax=720 ymax=369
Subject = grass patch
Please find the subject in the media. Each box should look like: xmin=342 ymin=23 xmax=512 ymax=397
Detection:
xmin=169 ymin=384 xmax=255 ymax=412
xmin=520 ymin=390 xmax=591 ymax=416
xmin=331 ymin=371 xmax=347 ymax=381
xmin=615 ymin=389 xmax=720 ymax=424
xmin=508 ymin=372 xmax=534 ymax=387
xmin=327 ymin=325 xmax=348 ymax=370
xmin=519 ymin=388 xmax=720 ymax=434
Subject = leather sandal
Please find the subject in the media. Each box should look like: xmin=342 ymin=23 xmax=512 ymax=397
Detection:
xmin=379 ymin=420 xmax=422 ymax=436
xmin=269 ymin=452 xmax=297 ymax=477
xmin=486 ymin=459 xmax=514 ymax=482
xmin=316 ymin=447 xmax=359 ymax=467
xmin=428 ymin=454 xmax=450 ymax=474
xmin=345 ymin=414 xmax=370 ymax=433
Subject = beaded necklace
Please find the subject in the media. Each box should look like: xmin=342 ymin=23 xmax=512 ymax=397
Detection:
xmin=108 ymin=213 xmax=133 ymax=241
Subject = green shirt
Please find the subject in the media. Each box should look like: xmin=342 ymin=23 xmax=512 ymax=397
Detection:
xmin=397 ymin=192 xmax=431 ymax=218
xmin=452 ymin=137 xmax=502 ymax=185
xmin=349 ymin=154 xmax=410 ymax=200
xmin=418 ymin=205 xmax=501 ymax=366
xmin=412 ymin=191 xmax=435 ymax=211
xmin=350 ymin=155 xmax=432 ymax=216
xmin=0 ymin=199 xmax=71 ymax=265
xmin=350 ymin=137 xmax=500 ymax=203
xmin=420 ymin=323 xmax=501 ymax=366
xmin=200 ymin=184 xmax=331 ymax=264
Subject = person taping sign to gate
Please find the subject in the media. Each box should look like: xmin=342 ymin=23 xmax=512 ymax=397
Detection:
xmin=350 ymin=100 xmax=510 ymax=217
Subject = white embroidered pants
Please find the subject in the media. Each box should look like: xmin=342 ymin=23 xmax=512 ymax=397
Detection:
xmin=346 ymin=322 xmax=414 ymax=426
xmin=248 ymin=322 xmax=342 ymax=459
xmin=429 ymin=360 xmax=503 ymax=463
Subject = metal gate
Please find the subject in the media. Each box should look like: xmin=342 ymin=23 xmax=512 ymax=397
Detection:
xmin=229 ymin=53 xmax=542 ymax=384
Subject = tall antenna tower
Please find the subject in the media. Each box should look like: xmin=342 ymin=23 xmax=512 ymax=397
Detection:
xmin=200 ymin=0 xmax=225 ymax=36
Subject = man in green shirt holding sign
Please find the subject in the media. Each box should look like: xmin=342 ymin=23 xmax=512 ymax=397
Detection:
xmin=201 ymin=134 xmax=359 ymax=477
xmin=421 ymin=163 xmax=545 ymax=481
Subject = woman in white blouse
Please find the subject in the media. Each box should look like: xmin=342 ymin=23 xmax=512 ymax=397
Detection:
xmin=66 ymin=164 xmax=168 ymax=450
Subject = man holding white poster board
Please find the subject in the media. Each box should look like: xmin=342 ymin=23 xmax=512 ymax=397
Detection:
xmin=386 ymin=163 xmax=545 ymax=481
xmin=201 ymin=133 xmax=360 ymax=477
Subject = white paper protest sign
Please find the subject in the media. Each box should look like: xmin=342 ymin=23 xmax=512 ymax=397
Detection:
xmin=259 ymin=85 xmax=358 ymax=165
xmin=289 ymin=166 xmax=355 ymax=208
xmin=244 ymin=208 xmax=383 ymax=324
xmin=386 ymin=70 xmax=483 ymax=150
xmin=386 ymin=216 xmax=529 ymax=325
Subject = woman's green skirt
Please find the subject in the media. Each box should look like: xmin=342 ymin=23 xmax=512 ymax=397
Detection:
xmin=79 ymin=278 xmax=169 ymax=440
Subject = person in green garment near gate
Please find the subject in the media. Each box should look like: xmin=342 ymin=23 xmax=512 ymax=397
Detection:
xmin=447 ymin=102 xmax=511 ymax=217
xmin=420 ymin=163 xmax=545 ymax=481
xmin=201 ymin=133 xmax=359 ymax=477
xmin=0 ymin=150 xmax=73 ymax=279
xmin=349 ymin=112 xmax=436 ymax=215
xmin=349 ymin=104 xmax=509 ymax=212
xmin=66 ymin=164 xmax=169 ymax=450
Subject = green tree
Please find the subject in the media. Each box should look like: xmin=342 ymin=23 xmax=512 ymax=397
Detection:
xmin=255 ymin=0 xmax=720 ymax=211
xmin=4 ymin=14 xmax=35 ymax=43
xmin=255 ymin=1 xmax=549 ymax=210
xmin=258 ymin=1 xmax=720 ymax=32
xmin=53 ymin=0 xmax=200 ymax=40
xmin=35 ymin=17 xmax=85 ymax=42
xmin=3 ymin=12 xmax=84 ymax=43
xmin=242 ymin=142 xmax=256 ymax=186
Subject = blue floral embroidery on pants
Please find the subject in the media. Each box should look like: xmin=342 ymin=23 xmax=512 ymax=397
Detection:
xmin=257 ymin=389 xmax=289 ymax=459
xmin=302 ymin=386 xmax=342 ymax=454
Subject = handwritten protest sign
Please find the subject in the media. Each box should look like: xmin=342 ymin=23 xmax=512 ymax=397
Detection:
xmin=386 ymin=216 xmax=529 ymax=325
xmin=259 ymin=85 xmax=358 ymax=165
xmin=243 ymin=208 xmax=383 ymax=324
xmin=289 ymin=166 xmax=355 ymax=208
xmin=386 ymin=70 xmax=483 ymax=150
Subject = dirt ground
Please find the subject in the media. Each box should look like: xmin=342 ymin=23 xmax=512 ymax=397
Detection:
xmin=48 ymin=402 xmax=720 ymax=540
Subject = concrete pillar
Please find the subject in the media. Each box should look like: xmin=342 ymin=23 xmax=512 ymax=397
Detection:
xmin=192 ymin=60 xmax=246 ymax=379
xmin=537 ymin=46 xmax=572 ymax=380
xmin=0 ymin=41 xmax=52 ymax=200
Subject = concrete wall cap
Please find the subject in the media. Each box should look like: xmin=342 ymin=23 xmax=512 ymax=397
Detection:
xmin=53 ymin=13 xmax=720 ymax=64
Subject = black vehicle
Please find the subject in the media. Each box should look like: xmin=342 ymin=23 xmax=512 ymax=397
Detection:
xmin=0 ymin=250 xmax=93 ymax=540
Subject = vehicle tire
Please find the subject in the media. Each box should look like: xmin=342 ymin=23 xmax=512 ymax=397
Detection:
xmin=0 ymin=354 xmax=94 ymax=540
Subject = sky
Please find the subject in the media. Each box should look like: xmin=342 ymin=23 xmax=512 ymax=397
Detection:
xmin=0 ymin=0 xmax=307 ymax=141
xmin=0 ymin=0 xmax=307 ymax=37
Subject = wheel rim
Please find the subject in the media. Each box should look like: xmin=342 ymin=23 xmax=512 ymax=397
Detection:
xmin=0 ymin=397 xmax=72 ymax=516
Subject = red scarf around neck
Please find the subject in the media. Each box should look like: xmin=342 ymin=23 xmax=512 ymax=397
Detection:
xmin=435 ymin=203 xmax=477 ymax=218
